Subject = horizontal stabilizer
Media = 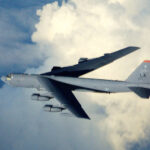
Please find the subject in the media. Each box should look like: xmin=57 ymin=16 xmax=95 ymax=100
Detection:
xmin=129 ymin=87 xmax=150 ymax=99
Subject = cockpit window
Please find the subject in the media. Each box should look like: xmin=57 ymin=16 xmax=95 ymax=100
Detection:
xmin=6 ymin=74 xmax=13 ymax=80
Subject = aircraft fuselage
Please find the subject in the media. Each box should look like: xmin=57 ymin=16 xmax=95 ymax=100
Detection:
xmin=2 ymin=74 xmax=150 ymax=94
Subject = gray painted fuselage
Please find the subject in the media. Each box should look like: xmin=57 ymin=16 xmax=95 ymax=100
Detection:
xmin=2 ymin=74 xmax=45 ymax=90
xmin=47 ymin=75 xmax=150 ymax=93
xmin=2 ymin=74 xmax=150 ymax=94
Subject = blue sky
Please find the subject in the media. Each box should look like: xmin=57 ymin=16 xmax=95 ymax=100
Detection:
xmin=0 ymin=0 xmax=57 ymax=8
xmin=0 ymin=0 xmax=58 ymax=87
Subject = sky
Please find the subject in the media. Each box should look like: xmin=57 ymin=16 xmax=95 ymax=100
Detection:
xmin=0 ymin=0 xmax=150 ymax=150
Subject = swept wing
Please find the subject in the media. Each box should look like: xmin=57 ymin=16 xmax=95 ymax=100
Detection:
xmin=41 ymin=46 xmax=139 ymax=77
xmin=39 ymin=77 xmax=90 ymax=119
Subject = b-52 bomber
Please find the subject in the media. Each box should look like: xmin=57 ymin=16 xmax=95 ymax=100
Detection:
xmin=2 ymin=46 xmax=150 ymax=119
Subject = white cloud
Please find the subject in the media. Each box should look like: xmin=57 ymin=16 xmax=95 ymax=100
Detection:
xmin=27 ymin=0 xmax=150 ymax=150
xmin=108 ymin=0 xmax=149 ymax=16
xmin=0 ymin=85 xmax=111 ymax=150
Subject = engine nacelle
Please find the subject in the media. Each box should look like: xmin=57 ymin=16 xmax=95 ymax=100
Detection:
xmin=43 ymin=105 xmax=65 ymax=112
xmin=31 ymin=94 xmax=53 ymax=101
xmin=78 ymin=58 xmax=88 ymax=63
xmin=51 ymin=66 xmax=62 ymax=71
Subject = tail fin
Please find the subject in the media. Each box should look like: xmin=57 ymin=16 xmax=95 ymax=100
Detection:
xmin=126 ymin=60 xmax=150 ymax=83
xmin=127 ymin=61 xmax=150 ymax=98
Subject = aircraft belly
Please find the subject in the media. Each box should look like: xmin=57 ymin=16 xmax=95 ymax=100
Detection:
xmin=48 ymin=76 xmax=130 ymax=93
xmin=89 ymin=81 xmax=130 ymax=92
xmin=74 ymin=83 xmax=130 ymax=93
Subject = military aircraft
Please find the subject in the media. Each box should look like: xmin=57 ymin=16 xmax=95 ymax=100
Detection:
xmin=2 ymin=46 xmax=149 ymax=120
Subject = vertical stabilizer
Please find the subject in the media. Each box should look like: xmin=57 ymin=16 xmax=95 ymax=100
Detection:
xmin=127 ymin=60 xmax=150 ymax=83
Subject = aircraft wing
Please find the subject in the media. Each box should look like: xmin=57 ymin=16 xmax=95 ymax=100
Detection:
xmin=41 ymin=46 xmax=139 ymax=77
xmin=39 ymin=77 xmax=90 ymax=119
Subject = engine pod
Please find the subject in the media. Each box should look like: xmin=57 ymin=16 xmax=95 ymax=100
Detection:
xmin=43 ymin=105 xmax=65 ymax=112
xmin=31 ymin=94 xmax=53 ymax=101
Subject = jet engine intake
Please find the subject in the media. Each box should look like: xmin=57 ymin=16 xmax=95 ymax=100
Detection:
xmin=31 ymin=94 xmax=53 ymax=101
xmin=43 ymin=105 xmax=65 ymax=112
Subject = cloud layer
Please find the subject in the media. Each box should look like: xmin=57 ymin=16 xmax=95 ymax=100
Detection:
xmin=1 ymin=0 xmax=150 ymax=150
xmin=30 ymin=1 xmax=150 ymax=150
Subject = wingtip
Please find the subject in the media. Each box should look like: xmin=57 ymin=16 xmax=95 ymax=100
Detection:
xmin=87 ymin=117 xmax=91 ymax=120
xmin=128 ymin=46 xmax=140 ymax=50
xmin=84 ymin=115 xmax=91 ymax=120
xmin=82 ymin=117 xmax=91 ymax=120
xmin=80 ymin=114 xmax=91 ymax=120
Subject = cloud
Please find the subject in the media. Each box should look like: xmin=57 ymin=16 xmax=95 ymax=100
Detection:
xmin=1 ymin=0 xmax=150 ymax=150
xmin=0 ymin=2 xmax=112 ymax=150
xmin=29 ymin=1 xmax=150 ymax=150
xmin=0 ymin=85 xmax=111 ymax=150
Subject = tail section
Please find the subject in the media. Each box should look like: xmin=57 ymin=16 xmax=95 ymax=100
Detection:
xmin=127 ymin=61 xmax=150 ymax=98
xmin=127 ymin=60 xmax=150 ymax=84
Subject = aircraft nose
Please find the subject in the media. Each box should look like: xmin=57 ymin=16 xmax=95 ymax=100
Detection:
xmin=1 ymin=76 xmax=6 ymax=82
